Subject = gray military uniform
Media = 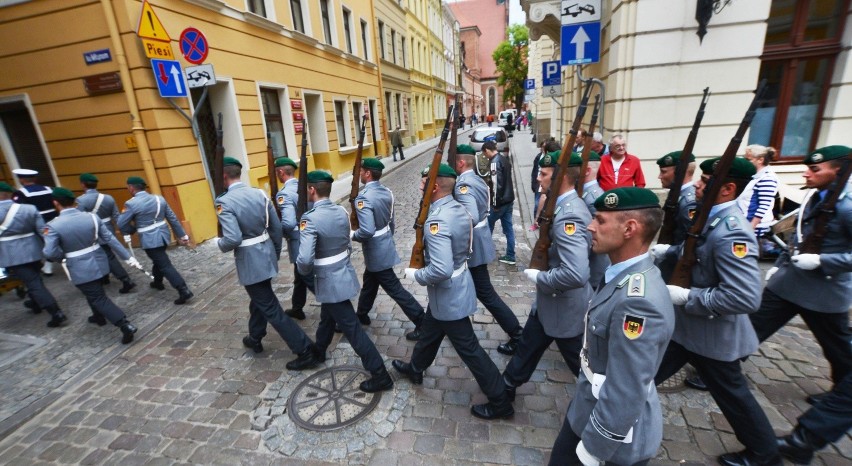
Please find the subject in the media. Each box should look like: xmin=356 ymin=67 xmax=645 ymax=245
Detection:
xmin=658 ymin=183 xmax=698 ymax=281
xmin=276 ymin=177 xmax=315 ymax=312
xmin=0 ymin=200 xmax=59 ymax=313
xmin=563 ymin=255 xmax=674 ymax=464
xmin=77 ymin=189 xmax=131 ymax=284
xmin=454 ymin=170 xmax=496 ymax=266
xmin=581 ymin=180 xmax=610 ymax=288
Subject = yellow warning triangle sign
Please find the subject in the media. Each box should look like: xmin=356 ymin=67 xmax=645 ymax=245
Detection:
xmin=137 ymin=0 xmax=171 ymax=42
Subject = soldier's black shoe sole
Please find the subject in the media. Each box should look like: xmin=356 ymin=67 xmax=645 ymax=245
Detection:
xmin=285 ymin=308 xmax=306 ymax=320
xmin=392 ymin=360 xmax=423 ymax=384
xmin=471 ymin=402 xmax=514 ymax=420
xmin=242 ymin=336 xmax=263 ymax=354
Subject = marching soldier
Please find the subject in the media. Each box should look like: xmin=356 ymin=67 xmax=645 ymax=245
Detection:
xmin=118 ymin=176 xmax=193 ymax=305
xmin=215 ymin=157 xmax=318 ymax=370
xmin=653 ymin=157 xmax=781 ymax=466
xmin=575 ymin=148 xmax=610 ymax=289
xmin=0 ymin=181 xmax=66 ymax=326
xmin=503 ymin=151 xmax=592 ymax=401
xmin=552 ymin=187 xmax=674 ymax=466
xmin=43 ymin=188 xmax=140 ymax=344
xmin=297 ymin=170 xmax=393 ymax=393
xmin=12 ymin=168 xmax=56 ymax=275
xmin=273 ymin=157 xmax=315 ymax=320
xmin=351 ymin=158 xmax=425 ymax=339
xmin=452 ymin=144 xmax=523 ymax=354
xmin=655 ymin=151 xmax=698 ymax=285
xmin=393 ymin=164 xmax=513 ymax=420
xmin=750 ymin=145 xmax=852 ymax=404
xmin=76 ymin=173 xmax=135 ymax=294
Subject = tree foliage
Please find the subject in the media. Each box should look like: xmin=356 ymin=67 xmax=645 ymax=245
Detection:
xmin=493 ymin=24 xmax=529 ymax=113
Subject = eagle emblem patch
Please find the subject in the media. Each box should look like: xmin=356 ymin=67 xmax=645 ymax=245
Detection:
xmin=732 ymin=242 xmax=748 ymax=258
xmin=459 ymin=185 xmax=469 ymax=194
xmin=299 ymin=219 xmax=307 ymax=231
xmin=688 ymin=208 xmax=696 ymax=220
xmin=42 ymin=227 xmax=49 ymax=235
xmin=563 ymin=222 xmax=576 ymax=235
xmin=215 ymin=204 xmax=223 ymax=215
xmin=356 ymin=200 xmax=364 ymax=210
xmin=429 ymin=222 xmax=439 ymax=235
xmin=623 ymin=314 xmax=645 ymax=340
xmin=276 ymin=195 xmax=285 ymax=205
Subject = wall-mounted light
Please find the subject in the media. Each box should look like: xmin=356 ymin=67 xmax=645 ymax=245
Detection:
xmin=696 ymin=0 xmax=734 ymax=43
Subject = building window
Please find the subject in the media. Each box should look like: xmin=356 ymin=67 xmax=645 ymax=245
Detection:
xmin=342 ymin=8 xmax=353 ymax=54
xmin=353 ymin=101 xmax=364 ymax=141
xmin=487 ymin=87 xmax=496 ymax=116
xmin=378 ymin=21 xmax=385 ymax=59
xmin=360 ymin=19 xmax=369 ymax=60
xmin=401 ymin=35 xmax=407 ymax=67
xmin=260 ymin=88 xmax=289 ymax=159
xmin=750 ymin=0 xmax=848 ymax=159
xmin=395 ymin=94 xmax=403 ymax=128
xmin=390 ymin=29 xmax=397 ymax=64
xmin=368 ymin=99 xmax=379 ymax=140
xmin=247 ymin=0 xmax=266 ymax=16
xmin=385 ymin=92 xmax=393 ymax=129
xmin=334 ymin=100 xmax=349 ymax=147
xmin=320 ymin=0 xmax=333 ymax=45
xmin=290 ymin=0 xmax=305 ymax=33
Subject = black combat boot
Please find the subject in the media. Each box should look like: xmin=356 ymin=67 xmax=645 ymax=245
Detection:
xmin=312 ymin=344 xmax=327 ymax=363
xmin=119 ymin=280 xmax=136 ymax=294
xmin=504 ymin=379 xmax=517 ymax=402
xmin=242 ymin=336 xmax=263 ymax=354
xmin=360 ymin=366 xmax=394 ymax=393
xmin=88 ymin=314 xmax=108 ymax=326
xmin=118 ymin=320 xmax=137 ymax=344
xmin=405 ymin=327 xmax=422 ymax=341
xmin=45 ymin=305 xmax=67 ymax=328
xmin=174 ymin=286 xmax=193 ymax=305
xmin=497 ymin=328 xmax=523 ymax=355
xmin=357 ymin=312 xmax=371 ymax=325
xmin=777 ymin=426 xmax=819 ymax=465
xmin=718 ymin=450 xmax=782 ymax=466
xmin=150 ymin=280 xmax=165 ymax=290
xmin=391 ymin=360 xmax=423 ymax=384
xmin=286 ymin=345 xmax=319 ymax=371
xmin=24 ymin=300 xmax=42 ymax=314
xmin=284 ymin=308 xmax=306 ymax=320
xmin=471 ymin=394 xmax=514 ymax=420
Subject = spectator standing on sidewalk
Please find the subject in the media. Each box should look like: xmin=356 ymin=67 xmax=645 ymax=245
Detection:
xmin=390 ymin=126 xmax=405 ymax=162
xmin=529 ymin=140 xmax=546 ymax=231
xmin=598 ymin=134 xmax=646 ymax=191
xmin=459 ymin=114 xmax=466 ymax=129
xmin=487 ymin=114 xmax=494 ymax=127
xmin=484 ymin=140 xmax=516 ymax=265
xmin=737 ymin=145 xmax=779 ymax=238
xmin=590 ymin=131 xmax=609 ymax=156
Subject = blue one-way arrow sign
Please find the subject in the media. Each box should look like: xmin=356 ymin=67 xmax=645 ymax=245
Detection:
xmin=150 ymin=59 xmax=188 ymax=98
xmin=561 ymin=22 xmax=601 ymax=66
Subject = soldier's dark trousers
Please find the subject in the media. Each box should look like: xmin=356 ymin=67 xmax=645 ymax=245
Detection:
xmin=411 ymin=312 xmax=504 ymax=403
xmin=655 ymin=341 xmax=778 ymax=459
xmin=144 ymin=246 xmax=186 ymax=289
xmin=750 ymin=289 xmax=852 ymax=385
xmin=469 ymin=264 xmax=521 ymax=334
xmin=7 ymin=261 xmax=58 ymax=310
xmin=246 ymin=279 xmax=312 ymax=354
xmin=291 ymin=265 xmax=315 ymax=310
xmin=315 ymin=300 xmax=384 ymax=373
xmin=356 ymin=268 xmax=424 ymax=324
xmin=549 ymin=420 xmax=651 ymax=466
xmin=76 ymin=279 xmax=127 ymax=324
xmin=503 ymin=312 xmax=582 ymax=387
xmin=797 ymin=372 xmax=852 ymax=447
xmin=101 ymin=244 xmax=130 ymax=282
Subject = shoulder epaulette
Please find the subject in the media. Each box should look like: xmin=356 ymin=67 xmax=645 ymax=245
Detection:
xmin=626 ymin=273 xmax=646 ymax=297
xmin=709 ymin=217 xmax=722 ymax=229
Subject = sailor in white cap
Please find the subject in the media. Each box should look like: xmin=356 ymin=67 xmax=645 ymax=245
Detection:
xmin=12 ymin=168 xmax=56 ymax=275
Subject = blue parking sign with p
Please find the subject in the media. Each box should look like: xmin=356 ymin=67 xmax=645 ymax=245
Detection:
xmin=524 ymin=79 xmax=535 ymax=90
xmin=542 ymin=61 xmax=561 ymax=86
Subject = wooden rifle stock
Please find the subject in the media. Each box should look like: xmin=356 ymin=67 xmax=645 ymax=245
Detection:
xmin=296 ymin=119 xmax=309 ymax=220
xmin=409 ymin=105 xmax=456 ymax=268
xmin=266 ymin=131 xmax=281 ymax=220
xmin=349 ymin=114 xmax=369 ymax=229
xmin=577 ymin=95 xmax=601 ymax=197
xmin=658 ymin=87 xmax=710 ymax=244
xmin=214 ymin=113 xmax=225 ymax=235
xmin=446 ymin=93 xmax=463 ymax=170
xmin=669 ymin=80 xmax=767 ymax=287
xmin=529 ymin=82 xmax=594 ymax=271
xmin=799 ymin=151 xmax=852 ymax=254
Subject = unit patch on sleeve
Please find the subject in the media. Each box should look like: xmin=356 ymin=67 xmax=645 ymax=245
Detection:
xmin=299 ymin=219 xmax=307 ymax=231
xmin=688 ymin=208 xmax=696 ymax=220
xmin=215 ymin=204 xmax=223 ymax=215
xmin=276 ymin=195 xmax=285 ymax=205
xmin=732 ymin=241 xmax=748 ymax=258
xmin=429 ymin=222 xmax=440 ymax=235
xmin=459 ymin=185 xmax=469 ymax=194
xmin=356 ymin=200 xmax=364 ymax=210
xmin=623 ymin=314 xmax=645 ymax=340
xmin=563 ymin=222 xmax=576 ymax=235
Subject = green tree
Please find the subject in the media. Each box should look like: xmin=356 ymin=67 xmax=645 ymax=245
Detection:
xmin=493 ymin=24 xmax=529 ymax=116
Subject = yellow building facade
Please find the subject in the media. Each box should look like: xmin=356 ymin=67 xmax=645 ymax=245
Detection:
xmin=406 ymin=0 xmax=435 ymax=141
xmin=375 ymin=0 xmax=413 ymax=146
xmin=0 ymin=0 xmax=390 ymax=241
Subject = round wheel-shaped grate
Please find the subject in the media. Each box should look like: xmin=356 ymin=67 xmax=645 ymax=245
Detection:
xmin=287 ymin=365 xmax=382 ymax=431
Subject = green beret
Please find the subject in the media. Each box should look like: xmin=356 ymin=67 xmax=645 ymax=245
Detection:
xmin=567 ymin=152 xmax=584 ymax=167
xmin=419 ymin=163 xmax=457 ymax=178
xmin=656 ymin=151 xmax=695 ymax=168
xmin=306 ymin=170 xmax=334 ymax=183
xmin=274 ymin=157 xmax=297 ymax=168
xmin=0 ymin=182 xmax=13 ymax=193
xmin=361 ymin=158 xmax=385 ymax=171
xmin=699 ymin=157 xmax=756 ymax=179
xmin=803 ymin=145 xmax=850 ymax=165
xmin=79 ymin=173 xmax=98 ymax=183
xmin=223 ymin=157 xmax=242 ymax=168
xmin=539 ymin=150 xmax=562 ymax=168
xmin=127 ymin=176 xmax=146 ymax=186
xmin=594 ymin=187 xmax=660 ymax=212
xmin=587 ymin=151 xmax=601 ymax=162
xmin=51 ymin=187 xmax=75 ymax=201
xmin=456 ymin=144 xmax=476 ymax=155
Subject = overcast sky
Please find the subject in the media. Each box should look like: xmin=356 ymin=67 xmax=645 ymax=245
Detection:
xmin=509 ymin=0 xmax=526 ymax=26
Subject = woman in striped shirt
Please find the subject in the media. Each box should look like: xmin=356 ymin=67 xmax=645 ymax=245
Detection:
xmin=737 ymin=145 xmax=779 ymax=237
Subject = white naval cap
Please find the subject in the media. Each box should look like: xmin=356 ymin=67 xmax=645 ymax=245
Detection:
xmin=12 ymin=168 xmax=38 ymax=176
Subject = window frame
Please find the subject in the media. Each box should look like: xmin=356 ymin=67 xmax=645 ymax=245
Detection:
xmin=333 ymin=98 xmax=352 ymax=149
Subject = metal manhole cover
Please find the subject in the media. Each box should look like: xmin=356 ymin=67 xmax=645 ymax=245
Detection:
xmin=657 ymin=366 xmax=690 ymax=393
xmin=288 ymin=365 xmax=382 ymax=431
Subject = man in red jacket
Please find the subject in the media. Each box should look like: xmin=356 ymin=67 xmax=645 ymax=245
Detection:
xmin=597 ymin=134 xmax=646 ymax=191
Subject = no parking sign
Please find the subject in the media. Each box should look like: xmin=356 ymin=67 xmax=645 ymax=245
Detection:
xmin=179 ymin=27 xmax=209 ymax=65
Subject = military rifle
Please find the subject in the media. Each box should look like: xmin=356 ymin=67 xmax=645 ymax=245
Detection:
xmin=658 ymin=87 xmax=710 ymax=244
xmin=409 ymin=105 xmax=456 ymax=269
xmin=529 ymin=82 xmax=593 ymax=271
xmin=576 ymin=95 xmax=601 ymax=197
xmin=296 ymin=119 xmax=309 ymax=220
xmin=266 ymin=131 xmax=281 ymax=220
xmin=446 ymin=93 xmax=463 ymax=170
xmin=349 ymin=114 xmax=369 ymax=230
xmin=669 ymin=80 xmax=767 ymax=287
xmin=214 ymin=113 xmax=225 ymax=235
xmin=798 ymin=150 xmax=852 ymax=254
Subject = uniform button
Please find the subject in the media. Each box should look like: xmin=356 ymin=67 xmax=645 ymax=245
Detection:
xmin=552 ymin=293 xmax=557 ymax=297
xmin=592 ymin=325 xmax=596 ymax=331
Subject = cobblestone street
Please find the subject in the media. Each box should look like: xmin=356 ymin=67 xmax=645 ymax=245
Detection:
xmin=0 ymin=126 xmax=849 ymax=465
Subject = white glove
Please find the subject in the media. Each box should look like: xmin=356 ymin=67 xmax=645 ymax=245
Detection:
xmin=667 ymin=285 xmax=690 ymax=306
xmin=650 ymin=244 xmax=670 ymax=259
xmin=180 ymin=235 xmax=189 ymax=241
xmin=215 ymin=237 xmax=223 ymax=248
xmin=791 ymin=254 xmax=821 ymax=270
xmin=765 ymin=266 xmax=779 ymax=282
xmin=576 ymin=441 xmax=602 ymax=466
xmin=404 ymin=268 xmax=419 ymax=282
xmin=350 ymin=230 xmax=356 ymax=239
xmin=123 ymin=235 xmax=132 ymax=244
xmin=125 ymin=257 xmax=141 ymax=269
xmin=523 ymin=269 xmax=540 ymax=284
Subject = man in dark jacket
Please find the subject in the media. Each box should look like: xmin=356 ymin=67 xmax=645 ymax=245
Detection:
xmin=484 ymin=140 xmax=516 ymax=265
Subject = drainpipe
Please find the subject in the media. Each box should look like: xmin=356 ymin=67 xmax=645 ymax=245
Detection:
xmin=100 ymin=0 xmax=162 ymax=195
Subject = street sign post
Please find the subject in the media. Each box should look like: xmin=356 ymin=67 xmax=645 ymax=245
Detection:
xmin=184 ymin=64 xmax=216 ymax=88
xmin=542 ymin=85 xmax=562 ymax=97
xmin=150 ymin=59 xmax=188 ymax=98
xmin=179 ymin=28 xmax=209 ymax=65
xmin=561 ymin=22 xmax=601 ymax=66
xmin=561 ymin=0 xmax=602 ymax=25
xmin=524 ymin=79 xmax=536 ymax=90
xmin=137 ymin=0 xmax=171 ymax=42
xmin=542 ymin=61 xmax=561 ymax=86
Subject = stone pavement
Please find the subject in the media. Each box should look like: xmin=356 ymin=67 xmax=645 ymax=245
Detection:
xmin=0 ymin=126 xmax=848 ymax=465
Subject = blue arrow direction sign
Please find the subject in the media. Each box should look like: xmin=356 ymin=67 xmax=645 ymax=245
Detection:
xmin=524 ymin=79 xmax=536 ymax=90
xmin=542 ymin=60 xmax=561 ymax=86
xmin=150 ymin=59 xmax=187 ymax=98
xmin=561 ymin=22 xmax=601 ymax=66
